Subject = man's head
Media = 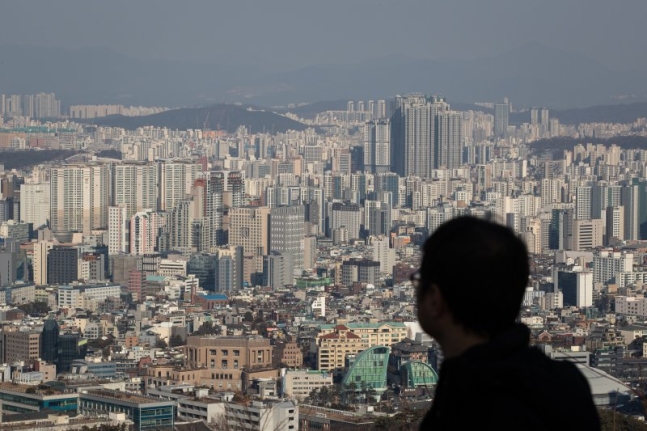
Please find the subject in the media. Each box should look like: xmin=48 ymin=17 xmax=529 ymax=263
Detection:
xmin=416 ymin=216 xmax=529 ymax=341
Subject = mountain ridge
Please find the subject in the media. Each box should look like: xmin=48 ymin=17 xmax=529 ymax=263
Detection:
xmin=0 ymin=43 xmax=645 ymax=108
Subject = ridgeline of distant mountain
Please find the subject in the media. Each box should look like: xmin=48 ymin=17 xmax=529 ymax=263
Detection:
xmin=1 ymin=43 xmax=646 ymax=108
xmin=530 ymin=136 xmax=647 ymax=153
xmin=83 ymin=104 xmax=307 ymax=133
xmin=283 ymin=99 xmax=647 ymax=126
xmin=0 ymin=149 xmax=80 ymax=170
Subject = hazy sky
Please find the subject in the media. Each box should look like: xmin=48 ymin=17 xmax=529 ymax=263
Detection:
xmin=2 ymin=0 xmax=647 ymax=72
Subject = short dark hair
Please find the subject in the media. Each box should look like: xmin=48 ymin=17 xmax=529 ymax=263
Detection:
xmin=418 ymin=216 xmax=529 ymax=337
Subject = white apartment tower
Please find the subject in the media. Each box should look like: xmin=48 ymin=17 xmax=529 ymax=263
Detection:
xmin=130 ymin=209 xmax=162 ymax=255
xmin=159 ymin=160 xmax=201 ymax=211
xmin=20 ymin=182 xmax=50 ymax=228
xmin=50 ymin=164 xmax=110 ymax=234
xmin=363 ymin=120 xmax=391 ymax=173
xmin=108 ymin=205 xmax=129 ymax=254
xmin=113 ymin=162 xmax=158 ymax=217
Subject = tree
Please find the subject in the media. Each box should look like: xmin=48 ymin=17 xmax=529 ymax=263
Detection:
xmin=194 ymin=321 xmax=220 ymax=335
xmin=17 ymin=301 xmax=50 ymax=315
xmin=598 ymin=408 xmax=647 ymax=431
xmin=169 ymin=334 xmax=184 ymax=347
xmin=155 ymin=338 xmax=167 ymax=349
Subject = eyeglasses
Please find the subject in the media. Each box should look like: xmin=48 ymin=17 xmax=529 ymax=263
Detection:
xmin=410 ymin=270 xmax=421 ymax=290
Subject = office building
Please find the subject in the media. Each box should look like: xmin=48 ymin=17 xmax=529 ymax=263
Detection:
xmin=270 ymin=205 xmax=305 ymax=275
xmin=282 ymin=369 xmax=333 ymax=400
xmin=263 ymin=251 xmax=294 ymax=289
xmin=41 ymin=318 xmax=59 ymax=364
xmin=47 ymin=246 xmax=78 ymax=284
xmin=79 ymin=389 xmax=174 ymax=431
xmin=229 ymin=206 xmax=270 ymax=280
xmin=33 ymin=240 xmax=54 ymax=285
xmin=1 ymin=330 xmax=40 ymax=364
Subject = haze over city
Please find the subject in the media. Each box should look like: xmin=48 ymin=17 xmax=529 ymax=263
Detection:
xmin=2 ymin=1 xmax=647 ymax=107
xmin=1 ymin=1 xmax=647 ymax=430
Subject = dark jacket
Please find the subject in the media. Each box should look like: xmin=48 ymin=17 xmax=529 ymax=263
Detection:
xmin=420 ymin=324 xmax=601 ymax=430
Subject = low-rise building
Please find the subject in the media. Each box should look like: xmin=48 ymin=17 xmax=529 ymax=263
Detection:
xmin=282 ymin=369 xmax=333 ymax=400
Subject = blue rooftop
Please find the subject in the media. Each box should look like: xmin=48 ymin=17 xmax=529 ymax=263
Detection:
xmin=200 ymin=293 xmax=228 ymax=301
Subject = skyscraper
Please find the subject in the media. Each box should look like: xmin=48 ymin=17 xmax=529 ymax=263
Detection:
xmin=363 ymin=120 xmax=391 ymax=173
xmin=41 ymin=318 xmax=59 ymax=364
xmin=390 ymin=94 xmax=462 ymax=177
xmin=494 ymin=99 xmax=509 ymax=139
xmin=270 ymin=205 xmax=305 ymax=275
xmin=229 ymin=206 xmax=270 ymax=281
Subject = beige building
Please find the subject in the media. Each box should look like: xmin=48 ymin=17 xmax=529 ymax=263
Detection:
xmin=315 ymin=322 xmax=408 ymax=376
xmin=228 ymin=206 xmax=270 ymax=280
xmin=572 ymin=219 xmax=604 ymax=251
xmin=182 ymin=336 xmax=274 ymax=391
xmin=283 ymin=369 xmax=333 ymax=400
xmin=317 ymin=321 xmax=408 ymax=347
xmin=33 ymin=240 xmax=54 ymax=285
xmin=1 ymin=331 xmax=40 ymax=364
xmin=272 ymin=340 xmax=303 ymax=368
xmin=316 ymin=325 xmax=369 ymax=376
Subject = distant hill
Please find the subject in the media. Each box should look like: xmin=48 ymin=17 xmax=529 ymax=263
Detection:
xmin=83 ymin=104 xmax=308 ymax=133
xmin=0 ymin=149 xmax=81 ymax=169
xmin=282 ymin=99 xmax=647 ymax=126
xmin=529 ymin=136 xmax=647 ymax=153
xmin=1 ymin=43 xmax=647 ymax=108
xmin=280 ymin=100 xmax=349 ymax=119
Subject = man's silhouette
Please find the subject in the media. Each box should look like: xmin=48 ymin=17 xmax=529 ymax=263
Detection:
xmin=416 ymin=216 xmax=600 ymax=429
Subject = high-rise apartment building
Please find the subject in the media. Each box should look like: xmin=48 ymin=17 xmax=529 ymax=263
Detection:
xmin=390 ymin=94 xmax=462 ymax=177
xmin=363 ymin=120 xmax=390 ymax=173
xmin=159 ymin=160 xmax=201 ymax=211
xmin=494 ymin=99 xmax=509 ymax=139
xmin=108 ymin=205 xmax=129 ymax=254
xmin=330 ymin=202 xmax=361 ymax=239
xmin=605 ymin=206 xmax=625 ymax=244
xmin=19 ymin=182 xmax=50 ymax=228
xmin=113 ymin=162 xmax=158 ymax=217
xmin=50 ymin=164 xmax=110 ymax=234
xmin=130 ymin=209 xmax=163 ymax=255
